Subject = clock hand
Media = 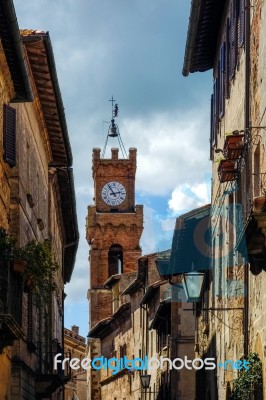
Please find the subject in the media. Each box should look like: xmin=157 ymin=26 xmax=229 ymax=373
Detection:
xmin=107 ymin=184 xmax=117 ymax=197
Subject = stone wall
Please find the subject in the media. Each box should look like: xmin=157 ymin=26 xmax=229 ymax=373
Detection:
xmin=249 ymin=0 xmax=266 ymax=397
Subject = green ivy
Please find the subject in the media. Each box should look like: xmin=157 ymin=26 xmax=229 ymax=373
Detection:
xmin=230 ymin=352 xmax=263 ymax=400
xmin=14 ymin=239 xmax=58 ymax=303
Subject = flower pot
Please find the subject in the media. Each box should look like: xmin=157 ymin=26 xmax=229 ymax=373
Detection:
xmin=13 ymin=259 xmax=26 ymax=273
xmin=224 ymin=134 xmax=245 ymax=159
xmin=253 ymin=196 xmax=266 ymax=212
xmin=218 ymin=160 xmax=238 ymax=183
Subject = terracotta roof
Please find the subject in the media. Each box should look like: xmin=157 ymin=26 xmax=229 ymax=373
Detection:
xmin=182 ymin=0 xmax=226 ymax=76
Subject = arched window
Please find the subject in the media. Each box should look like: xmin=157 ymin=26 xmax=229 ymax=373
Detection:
xmin=108 ymin=244 xmax=123 ymax=276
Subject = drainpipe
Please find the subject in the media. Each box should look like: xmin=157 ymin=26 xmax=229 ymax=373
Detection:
xmin=244 ymin=0 xmax=250 ymax=356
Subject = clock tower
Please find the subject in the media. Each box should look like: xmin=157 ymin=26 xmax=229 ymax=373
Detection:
xmin=86 ymin=147 xmax=143 ymax=329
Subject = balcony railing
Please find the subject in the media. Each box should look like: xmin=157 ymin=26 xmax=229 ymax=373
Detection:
xmin=36 ymin=340 xmax=71 ymax=396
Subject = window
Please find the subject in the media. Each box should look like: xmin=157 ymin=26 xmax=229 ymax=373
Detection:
xmin=219 ymin=43 xmax=226 ymax=118
xmin=228 ymin=0 xmax=238 ymax=80
xmin=238 ymin=0 xmax=245 ymax=47
xmin=210 ymin=80 xmax=219 ymax=159
xmin=3 ymin=104 xmax=16 ymax=167
xmin=108 ymin=244 xmax=123 ymax=276
xmin=120 ymin=343 xmax=127 ymax=358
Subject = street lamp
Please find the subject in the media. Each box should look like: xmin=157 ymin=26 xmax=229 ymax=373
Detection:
xmin=180 ymin=271 xmax=243 ymax=318
xmin=140 ymin=374 xmax=151 ymax=390
xmin=181 ymin=271 xmax=205 ymax=303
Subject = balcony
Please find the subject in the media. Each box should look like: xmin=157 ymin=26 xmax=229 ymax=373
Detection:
xmin=218 ymin=160 xmax=238 ymax=183
xmin=0 ymin=258 xmax=24 ymax=351
xmin=223 ymin=134 xmax=245 ymax=160
xmin=36 ymin=340 xmax=71 ymax=397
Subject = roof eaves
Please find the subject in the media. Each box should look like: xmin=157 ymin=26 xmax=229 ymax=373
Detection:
xmin=104 ymin=274 xmax=121 ymax=289
xmin=21 ymin=31 xmax=73 ymax=165
xmin=182 ymin=0 xmax=226 ymax=76
xmin=122 ymin=258 xmax=147 ymax=295
xmin=140 ymin=280 xmax=167 ymax=305
xmin=0 ymin=0 xmax=33 ymax=101
xmin=88 ymin=303 xmax=131 ymax=339
xmin=149 ymin=299 xmax=171 ymax=330
xmin=57 ymin=167 xmax=79 ymax=283
xmin=182 ymin=0 xmax=202 ymax=76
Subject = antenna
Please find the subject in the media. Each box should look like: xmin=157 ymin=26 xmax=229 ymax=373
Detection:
xmin=102 ymin=97 xmax=127 ymax=158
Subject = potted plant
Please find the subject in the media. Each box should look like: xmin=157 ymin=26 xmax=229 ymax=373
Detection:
xmin=0 ymin=229 xmax=27 ymax=273
xmin=218 ymin=160 xmax=238 ymax=183
xmin=253 ymin=189 xmax=266 ymax=212
xmin=13 ymin=239 xmax=58 ymax=303
xmin=224 ymin=131 xmax=245 ymax=160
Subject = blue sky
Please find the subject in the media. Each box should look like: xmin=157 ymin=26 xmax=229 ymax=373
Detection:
xmin=14 ymin=0 xmax=213 ymax=337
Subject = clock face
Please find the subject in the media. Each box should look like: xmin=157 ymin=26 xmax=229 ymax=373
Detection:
xmin=101 ymin=181 xmax=127 ymax=206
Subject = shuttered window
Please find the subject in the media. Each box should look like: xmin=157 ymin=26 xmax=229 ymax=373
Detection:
xmin=219 ymin=43 xmax=226 ymax=118
xmin=210 ymin=94 xmax=214 ymax=160
xmin=238 ymin=0 xmax=245 ymax=46
xmin=229 ymin=0 xmax=238 ymax=79
xmin=3 ymin=104 xmax=16 ymax=168
xmin=214 ymin=79 xmax=219 ymax=136
xmin=225 ymin=18 xmax=230 ymax=98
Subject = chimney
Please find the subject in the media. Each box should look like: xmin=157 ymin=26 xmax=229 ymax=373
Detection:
xmin=71 ymin=325 xmax=79 ymax=335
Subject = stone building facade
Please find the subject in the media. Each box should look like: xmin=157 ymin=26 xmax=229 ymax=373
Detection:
xmin=64 ymin=326 xmax=87 ymax=400
xmin=88 ymin=249 xmax=196 ymax=400
xmin=183 ymin=0 xmax=266 ymax=398
xmin=0 ymin=2 xmax=78 ymax=399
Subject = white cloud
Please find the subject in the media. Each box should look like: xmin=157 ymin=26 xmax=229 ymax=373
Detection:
xmin=168 ymin=181 xmax=211 ymax=214
xmin=116 ymin=109 xmax=211 ymax=196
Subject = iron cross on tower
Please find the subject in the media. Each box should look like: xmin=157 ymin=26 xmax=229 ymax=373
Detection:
xmin=102 ymin=96 xmax=127 ymax=158
xmin=109 ymin=95 xmax=118 ymax=118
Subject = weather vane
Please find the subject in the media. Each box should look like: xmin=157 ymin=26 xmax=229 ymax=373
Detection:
xmin=102 ymin=96 xmax=127 ymax=158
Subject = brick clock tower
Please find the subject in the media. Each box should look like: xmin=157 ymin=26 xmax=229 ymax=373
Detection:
xmin=86 ymin=147 xmax=143 ymax=329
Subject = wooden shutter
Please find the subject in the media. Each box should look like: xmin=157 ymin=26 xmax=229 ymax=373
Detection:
xmin=225 ymin=18 xmax=230 ymax=98
xmin=238 ymin=0 xmax=245 ymax=46
xmin=214 ymin=78 xmax=219 ymax=134
xmin=210 ymin=94 xmax=214 ymax=160
xmin=219 ymin=43 xmax=226 ymax=118
xmin=3 ymin=104 xmax=16 ymax=168
xmin=229 ymin=0 xmax=238 ymax=80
